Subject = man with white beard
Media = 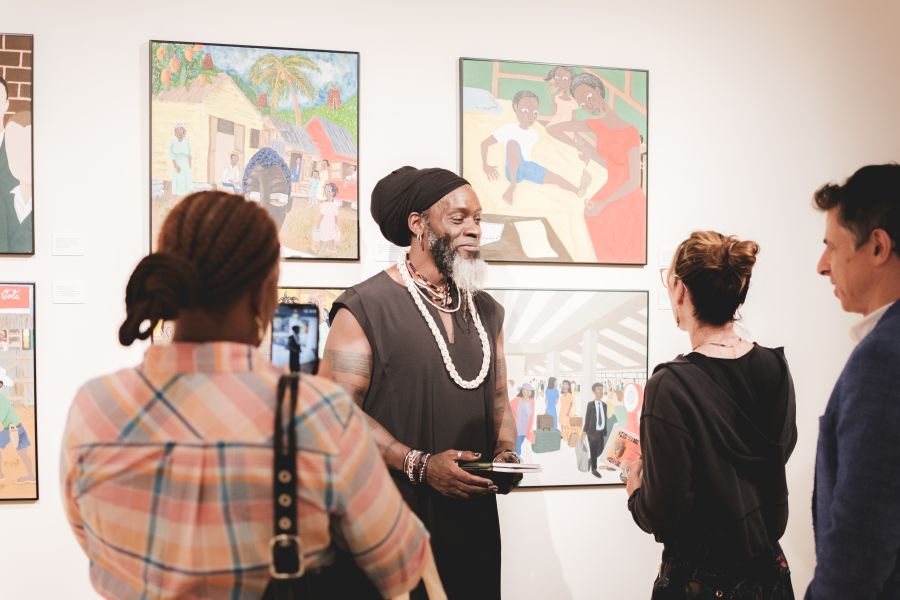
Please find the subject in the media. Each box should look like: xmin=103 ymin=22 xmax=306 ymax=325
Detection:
xmin=321 ymin=166 xmax=519 ymax=599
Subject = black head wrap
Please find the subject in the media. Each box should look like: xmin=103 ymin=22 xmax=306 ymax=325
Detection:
xmin=370 ymin=166 xmax=469 ymax=246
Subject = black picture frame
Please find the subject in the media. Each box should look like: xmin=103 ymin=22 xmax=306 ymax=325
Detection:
xmin=149 ymin=39 xmax=360 ymax=262
xmin=459 ymin=57 xmax=649 ymax=267
xmin=0 ymin=281 xmax=38 ymax=501
xmin=485 ymin=287 xmax=649 ymax=490
xmin=0 ymin=33 xmax=35 ymax=257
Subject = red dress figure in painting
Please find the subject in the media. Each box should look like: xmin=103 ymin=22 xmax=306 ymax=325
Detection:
xmin=583 ymin=118 xmax=646 ymax=264
xmin=548 ymin=72 xmax=647 ymax=264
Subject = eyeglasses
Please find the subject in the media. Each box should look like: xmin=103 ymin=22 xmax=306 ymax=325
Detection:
xmin=659 ymin=268 xmax=669 ymax=287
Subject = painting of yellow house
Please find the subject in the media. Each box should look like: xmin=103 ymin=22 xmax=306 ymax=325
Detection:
xmin=150 ymin=40 xmax=359 ymax=259
xmin=151 ymin=72 xmax=269 ymax=244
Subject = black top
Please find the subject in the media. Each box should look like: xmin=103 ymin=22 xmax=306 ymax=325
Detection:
xmin=330 ymin=271 xmax=505 ymax=599
xmin=628 ymin=344 xmax=798 ymax=569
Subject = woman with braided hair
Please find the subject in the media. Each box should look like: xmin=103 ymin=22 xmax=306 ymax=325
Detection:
xmin=60 ymin=191 xmax=440 ymax=600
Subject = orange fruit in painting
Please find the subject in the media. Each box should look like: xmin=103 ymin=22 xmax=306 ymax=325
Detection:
xmin=155 ymin=46 xmax=167 ymax=61
xmin=185 ymin=48 xmax=194 ymax=62
xmin=169 ymin=57 xmax=181 ymax=73
xmin=193 ymin=44 xmax=203 ymax=52
xmin=161 ymin=68 xmax=171 ymax=85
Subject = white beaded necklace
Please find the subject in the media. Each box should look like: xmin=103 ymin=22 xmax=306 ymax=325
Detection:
xmin=397 ymin=258 xmax=491 ymax=390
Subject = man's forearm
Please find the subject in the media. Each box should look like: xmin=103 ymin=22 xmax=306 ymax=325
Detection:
xmin=493 ymin=403 xmax=517 ymax=455
xmin=492 ymin=355 xmax=516 ymax=454
xmin=365 ymin=413 xmax=410 ymax=472
xmin=324 ymin=346 xmax=406 ymax=471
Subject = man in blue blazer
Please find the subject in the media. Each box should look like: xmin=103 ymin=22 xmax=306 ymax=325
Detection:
xmin=808 ymin=164 xmax=900 ymax=599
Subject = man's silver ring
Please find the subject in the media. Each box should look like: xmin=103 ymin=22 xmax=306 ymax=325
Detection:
xmin=456 ymin=451 xmax=462 ymax=460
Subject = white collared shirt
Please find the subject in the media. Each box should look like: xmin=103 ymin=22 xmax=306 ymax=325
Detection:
xmin=595 ymin=400 xmax=605 ymax=430
xmin=850 ymin=301 xmax=896 ymax=343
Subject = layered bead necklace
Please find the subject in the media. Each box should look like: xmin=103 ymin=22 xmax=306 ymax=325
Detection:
xmin=397 ymin=256 xmax=491 ymax=390
xmin=406 ymin=256 xmax=461 ymax=313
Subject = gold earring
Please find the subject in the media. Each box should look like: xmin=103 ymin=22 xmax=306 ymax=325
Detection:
xmin=254 ymin=315 xmax=266 ymax=345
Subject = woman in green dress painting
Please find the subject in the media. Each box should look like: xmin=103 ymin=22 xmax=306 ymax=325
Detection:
xmin=168 ymin=122 xmax=193 ymax=196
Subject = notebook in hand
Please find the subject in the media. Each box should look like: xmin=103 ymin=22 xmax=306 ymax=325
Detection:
xmin=459 ymin=462 xmax=542 ymax=474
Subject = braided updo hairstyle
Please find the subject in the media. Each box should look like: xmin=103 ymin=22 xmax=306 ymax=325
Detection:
xmin=670 ymin=231 xmax=760 ymax=326
xmin=119 ymin=191 xmax=280 ymax=345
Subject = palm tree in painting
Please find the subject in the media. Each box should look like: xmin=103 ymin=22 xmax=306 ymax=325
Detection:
xmin=249 ymin=54 xmax=321 ymax=126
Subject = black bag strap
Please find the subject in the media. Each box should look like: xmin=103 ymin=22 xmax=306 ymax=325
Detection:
xmin=268 ymin=374 xmax=306 ymax=596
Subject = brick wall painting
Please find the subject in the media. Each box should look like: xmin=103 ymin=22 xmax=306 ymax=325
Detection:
xmin=0 ymin=34 xmax=33 ymax=255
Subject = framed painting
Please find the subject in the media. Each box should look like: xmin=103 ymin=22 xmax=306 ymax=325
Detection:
xmin=150 ymin=40 xmax=359 ymax=260
xmin=461 ymin=58 xmax=648 ymax=265
xmin=0 ymin=34 xmax=34 ymax=255
xmin=0 ymin=283 xmax=37 ymax=500
xmin=487 ymin=288 xmax=648 ymax=487
xmin=152 ymin=287 xmax=344 ymax=360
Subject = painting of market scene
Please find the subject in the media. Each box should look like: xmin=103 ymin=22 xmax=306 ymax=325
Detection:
xmin=150 ymin=41 xmax=359 ymax=259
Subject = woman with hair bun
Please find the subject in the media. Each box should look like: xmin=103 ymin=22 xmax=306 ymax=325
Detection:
xmin=623 ymin=231 xmax=797 ymax=599
xmin=60 ymin=191 xmax=439 ymax=599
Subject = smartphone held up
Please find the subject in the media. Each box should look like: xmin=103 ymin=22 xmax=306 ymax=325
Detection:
xmin=271 ymin=303 xmax=320 ymax=374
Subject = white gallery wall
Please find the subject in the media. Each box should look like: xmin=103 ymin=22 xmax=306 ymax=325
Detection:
xmin=3 ymin=0 xmax=900 ymax=597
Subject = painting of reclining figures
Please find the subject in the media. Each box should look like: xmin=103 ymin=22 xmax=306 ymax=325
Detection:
xmin=461 ymin=58 xmax=647 ymax=265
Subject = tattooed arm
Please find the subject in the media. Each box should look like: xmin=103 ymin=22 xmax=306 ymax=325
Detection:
xmin=493 ymin=329 xmax=517 ymax=457
xmin=321 ymin=306 xmax=496 ymax=499
xmin=320 ymin=308 xmax=410 ymax=471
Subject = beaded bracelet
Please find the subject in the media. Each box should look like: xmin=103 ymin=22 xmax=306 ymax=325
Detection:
xmin=418 ymin=453 xmax=432 ymax=484
xmin=493 ymin=449 xmax=521 ymax=463
xmin=404 ymin=449 xmax=422 ymax=483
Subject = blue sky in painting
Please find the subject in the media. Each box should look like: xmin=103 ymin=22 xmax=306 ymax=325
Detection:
xmin=205 ymin=44 xmax=357 ymax=109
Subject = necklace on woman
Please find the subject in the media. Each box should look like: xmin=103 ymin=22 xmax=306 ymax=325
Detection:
xmin=397 ymin=257 xmax=491 ymax=390
xmin=692 ymin=336 xmax=744 ymax=357
xmin=406 ymin=257 xmax=461 ymax=313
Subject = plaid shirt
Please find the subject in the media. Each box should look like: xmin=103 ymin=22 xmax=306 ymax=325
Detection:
xmin=61 ymin=342 xmax=429 ymax=599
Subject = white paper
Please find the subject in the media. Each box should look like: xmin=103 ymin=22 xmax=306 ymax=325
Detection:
xmin=479 ymin=221 xmax=504 ymax=246
xmin=513 ymin=220 xmax=558 ymax=259
xmin=52 ymin=281 xmax=87 ymax=304
xmin=52 ymin=233 xmax=86 ymax=256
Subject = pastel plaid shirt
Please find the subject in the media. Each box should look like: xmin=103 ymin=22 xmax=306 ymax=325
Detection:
xmin=61 ymin=342 xmax=429 ymax=599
